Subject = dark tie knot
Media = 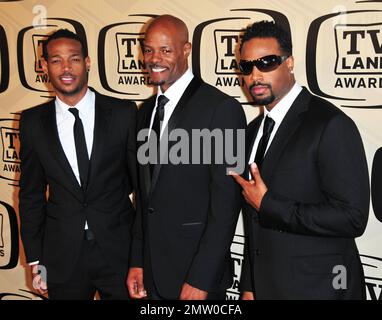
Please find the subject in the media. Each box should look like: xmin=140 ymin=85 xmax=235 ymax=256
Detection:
xmin=157 ymin=95 xmax=169 ymax=110
xmin=68 ymin=107 xmax=80 ymax=119
xmin=155 ymin=95 xmax=169 ymax=123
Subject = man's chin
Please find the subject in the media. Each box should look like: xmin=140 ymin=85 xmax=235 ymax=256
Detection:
xmin=150 ymin=79 xmax=166 ymax=86
xmin=55 ymin=85 xmax=83 ymax=97
xmin=251 ymin=95 xmax=275 ymax=107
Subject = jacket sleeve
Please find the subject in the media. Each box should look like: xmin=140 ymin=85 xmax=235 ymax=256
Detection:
xmin=259 ymin=114 xmax=370 ymax=238
xmin=19 ymin=110 xmax=47 ymax=263
xmin=185 ymin=97 xmax=247 ymax=292
xmin=371 ymin=147 xmax=382 ymax=222
xmin=129 ymin=104 xmax=143 ymax=267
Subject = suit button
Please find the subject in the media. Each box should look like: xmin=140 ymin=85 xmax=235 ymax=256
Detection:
xmin=148 ymin=207 xmax=154 ymax=214
xmin=255 ymin=249 xmax=261 ymax=256
xmin=82 ymin=203 xmax=88 ymax=208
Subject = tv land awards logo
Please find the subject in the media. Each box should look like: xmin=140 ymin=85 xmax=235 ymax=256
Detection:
xmin=0 ymin=213 xmax=3 ymax=252
xmin=0 ymin=24 xmax=9 ymax=94
xmin=98 ymin=14 xmax=156 ymax=100
xmin=334 ymin=23 xmax=382 ymax=76
xmin=0 ymin=201 xmax=18 ymax=270
xmin=17 ymin=17 xmax=87 ymax=97
xmin=306 ymin=8 xmax=382 ymax=108
xmin=361 ymin=255 xmax=382 ymax=300
xmin=227 ymin=234 xmax=245 ymax=300
xmin=0 ymin=117 xmax=20 ymax=186
xmin=192 ymin=8 xmax=290 ymax=104
xmin=32 ymin=34 xmax=49 ymax=74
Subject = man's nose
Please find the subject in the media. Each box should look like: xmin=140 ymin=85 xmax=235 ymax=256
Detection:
xmin=150 ymin=50 xmax=162 ymax=64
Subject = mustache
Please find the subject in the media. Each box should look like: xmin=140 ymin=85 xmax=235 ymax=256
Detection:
xmin=149 ymin=64 xmax=167 ymax=69
xmin=59 ymin=73 xmax=75 ymax=77
xmin=249 ymin=82 xmax=271 ymax=91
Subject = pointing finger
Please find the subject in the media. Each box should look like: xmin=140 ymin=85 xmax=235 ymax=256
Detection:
xmin=229 ymin=171 xmax=249 ymax=188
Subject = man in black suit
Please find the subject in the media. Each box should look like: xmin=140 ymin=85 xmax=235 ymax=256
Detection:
xmin=19 ymin=29 xmax=137 ymax=299
xmin=127 ymin=15 xmax=246 ymax=300
xmin=230 ymin=21 xmax=370 ymax=299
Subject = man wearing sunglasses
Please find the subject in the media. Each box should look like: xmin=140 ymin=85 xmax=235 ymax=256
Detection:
xmin=230 ymin=21 xmax=370 ymax=299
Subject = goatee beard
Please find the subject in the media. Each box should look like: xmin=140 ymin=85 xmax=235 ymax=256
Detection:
xmin=59 ymin=86 xmax=83 ymax=96
xmin=151 ymin=79 xmax=165 ymax=86
xmin=249 ymin=83 xmax=275 ymax=106
xmin=251 ymin=94 xmax=275 ymax=106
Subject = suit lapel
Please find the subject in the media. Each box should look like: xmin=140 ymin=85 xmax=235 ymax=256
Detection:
xmin=246 ymin=116 xmax=262 ymax=163
xmin=86 ymin=91 xmax=112 ymax=193
xmin=140 ymin=96 xmax=156 ymax=199
xmin=40 ymin=100 xmax=83 ymax=197
xmin=260 ymin=88 xmax=311 ymax=183
xmin=165 ymin=77 xmax=202 ymax=135
xmin=245 ymin=115 xmax=262 ymax=179
xmin=150 ymin=77 xmax=202 ymax=193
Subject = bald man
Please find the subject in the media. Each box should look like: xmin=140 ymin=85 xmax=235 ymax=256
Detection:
xmin=127 ymin=15 xmax=246 ymax=300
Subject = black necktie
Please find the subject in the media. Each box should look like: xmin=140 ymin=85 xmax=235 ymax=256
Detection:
xmin=149 ymin=95 xmax=169 ymax=177
xmin=68 ymin=108 xmax=89 ymax=189
xmin=254 ymin=115 xmax=275 ymax=168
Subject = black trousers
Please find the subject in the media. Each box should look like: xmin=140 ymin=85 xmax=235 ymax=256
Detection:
xmin=48 ymin=231 xmax=129 ymax=300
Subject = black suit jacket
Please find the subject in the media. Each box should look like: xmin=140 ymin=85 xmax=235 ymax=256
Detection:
xmin=19 ymin=88 xmax=137 ymax=284
xmin=371 ymin=147 xmax=382 ymax=222
xmin=240 ymin=87 xmax=370 ymax=299
xmin=131 ymin=77 xmax=247 ymax=299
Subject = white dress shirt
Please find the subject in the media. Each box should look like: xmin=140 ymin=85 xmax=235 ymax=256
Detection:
xmin=148 ymin=68 xmax=194 ymax=137
xmin=248 ymin=83 xmax=303 ymax=173
xmin=55 ymin=88 xmax=95 ymax=178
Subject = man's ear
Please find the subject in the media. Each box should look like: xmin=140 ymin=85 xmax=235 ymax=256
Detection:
xmin=183 ymin=42 xmax=192 ymax=58
xmin=85 ymin=56 xmax=91 ymax=72
xmin=286 ymin=55 xmax=294 ymax=73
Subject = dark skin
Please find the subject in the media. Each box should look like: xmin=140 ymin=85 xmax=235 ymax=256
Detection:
xmin=42 ymin=38 xmax=90 ymax=106
xmin=141 ymin=14 xmax=191 ymax=93
xmin=31 ymin=264 xmax=48 ymax=295
xmin=126 ymin=15 xmax=207 ymax=300
xmin=229 ymin=37 xmax=295 ymax=300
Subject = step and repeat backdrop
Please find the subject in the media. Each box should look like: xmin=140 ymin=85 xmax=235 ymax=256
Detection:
xmin=0 ymin=0 xmax=381 ymax=300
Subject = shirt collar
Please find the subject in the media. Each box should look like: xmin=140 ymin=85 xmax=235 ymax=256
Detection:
xmin=264 ymin=82 xmax=303 ymax=123
xmin=157 ymin=69 xmax=194 ymax=103
xmin=55 ymin=88 xmax=94 ymax=117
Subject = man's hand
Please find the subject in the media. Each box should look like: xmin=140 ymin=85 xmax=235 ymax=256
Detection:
xmin=31 ymin=264 xmax=48 ymax=295
xmin=241 ymin=291 xmax=255 ymax=300
xmin=229 ymin=163 xmax=267 ymax=211
xmin=127 ymin=267 xmax=147 ymax=299
xmin=179 ymin=283 xmax=208 ymax=300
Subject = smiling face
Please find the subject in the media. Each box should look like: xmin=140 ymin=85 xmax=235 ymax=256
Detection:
xmin=241 ymin=37 xmax=295 ymax=111
xmin=42 ymin=37 xmax=90 ymax=105
xmin=143 ymin=17 xmax=191 ymax=92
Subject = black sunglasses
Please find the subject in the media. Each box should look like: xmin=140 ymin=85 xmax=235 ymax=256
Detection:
xmin=239 ymin=54 xmax=290 ymax=75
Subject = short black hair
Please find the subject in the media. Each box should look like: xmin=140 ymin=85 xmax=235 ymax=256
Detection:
xmin=240 ymin=20 xmax=292 ymax=56
xmin=42 ymin=29 xmax=88 ymax=60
